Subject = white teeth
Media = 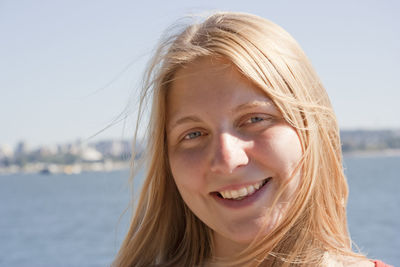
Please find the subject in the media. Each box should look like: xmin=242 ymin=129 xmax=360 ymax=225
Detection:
xmin=238 ymin=187 xmax=247 ymax=197
xmin=220 ymin=190 xmax=232 ymax=199
xmin=246 ymin=185 xmax=255 ymax=195
xmin=254 ymin=181 xmax=262 ymax=190
xmin=231 ymin=190 xmax=239 ymax=199
xmin=218 ymin=179 xmax=268 ymax=200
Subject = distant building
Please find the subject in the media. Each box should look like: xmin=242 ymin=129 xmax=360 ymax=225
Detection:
xmin=0 ymin=144 xmax=14 ymax=167
xmin=94 ymin=140 xmax=131 ymax=158
xmin=15 ymin=141 xmax=30 ymax=156
xmin=0 ymin=144 xmax=14 ymax=159
xmin=80 ymin=147 xmax=103 ymax=162
xmin=36 ymin=145 xmax=58 ymax=157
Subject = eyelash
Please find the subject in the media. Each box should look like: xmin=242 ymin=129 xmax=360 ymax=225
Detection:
xmin=183 ymin=131 xmax=204 ymax=140
xmin=242 ymin=114 xmax=272 ymax=126
xmin=247 ymin=116 xmax=264 ymax=123
xmin=180 ymin=114 xmax=272 ymax=142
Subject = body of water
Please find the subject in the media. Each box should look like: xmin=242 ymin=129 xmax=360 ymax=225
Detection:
xmin=0 ymin=155 xmax=399 ymax=266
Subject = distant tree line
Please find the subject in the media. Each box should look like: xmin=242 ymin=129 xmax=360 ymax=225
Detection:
xmin=340 ymin=129 xmax=400 ymax=152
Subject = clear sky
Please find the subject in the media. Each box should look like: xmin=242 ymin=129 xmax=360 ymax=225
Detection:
xmin=1 ymin=0 xmax=399 ymax=147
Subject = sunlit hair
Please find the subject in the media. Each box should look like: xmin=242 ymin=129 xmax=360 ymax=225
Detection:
xmin=113 ymin=12 xmax=365 ymax=267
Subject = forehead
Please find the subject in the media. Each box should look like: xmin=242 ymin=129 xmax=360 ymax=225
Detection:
xmin=166 ymin=57 xmax=275 ymax=121
xmin=169 ymin=57 xmax=270 ymax=100
xmin=171 ymin=57 xmax=237 ymax=94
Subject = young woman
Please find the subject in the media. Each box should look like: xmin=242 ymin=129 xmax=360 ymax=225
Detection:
xmin=113 ymin=12 xmax=391 ymax=267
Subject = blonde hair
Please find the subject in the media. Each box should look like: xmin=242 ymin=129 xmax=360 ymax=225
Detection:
xmin=113 ymin=12 xmax=363 ymax=266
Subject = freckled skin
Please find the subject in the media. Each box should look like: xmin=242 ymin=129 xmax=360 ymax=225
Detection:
xmin=166 ymin=58 xmax=302 ymax=257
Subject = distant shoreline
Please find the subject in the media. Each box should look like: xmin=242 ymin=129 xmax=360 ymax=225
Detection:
xmin=343 ymin=149 xmax=400 ymax=158
xmin=0 ymin=161 xmax=130 ymax=176
xmin=1 ymin=149 xmax=400 ymax=176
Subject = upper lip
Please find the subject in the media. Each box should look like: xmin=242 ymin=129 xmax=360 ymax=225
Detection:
xmin=211 ymin=177 xmax=271 ymax=193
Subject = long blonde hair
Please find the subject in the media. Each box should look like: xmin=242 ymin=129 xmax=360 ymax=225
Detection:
xmin=113 ymin=12 xmax=362 ymax=266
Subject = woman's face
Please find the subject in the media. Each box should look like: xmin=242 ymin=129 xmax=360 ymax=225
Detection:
xmin=166 ymin=57 xmax=302 ymax=256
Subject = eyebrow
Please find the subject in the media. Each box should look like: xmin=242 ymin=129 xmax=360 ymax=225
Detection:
xmin=167 ymin=116 xmax=202 ymax=133
xmin=167 ymin=100 xmax=275 ymax=132
xmin=234 ymin=100 xmax=274 ymax=112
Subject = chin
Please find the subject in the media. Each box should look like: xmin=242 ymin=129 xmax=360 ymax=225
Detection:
xmin=225 ymin=216 xmax=277 ymax=245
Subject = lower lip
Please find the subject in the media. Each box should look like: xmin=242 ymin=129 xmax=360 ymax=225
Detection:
xmin=211 ymin=178 xmax=271 ymax=209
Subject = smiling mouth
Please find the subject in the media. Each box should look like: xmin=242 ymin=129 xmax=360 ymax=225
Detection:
xmin=215 ymin=177 xmax=272 ymax=200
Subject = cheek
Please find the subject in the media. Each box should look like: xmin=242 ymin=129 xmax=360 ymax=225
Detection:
xmin=254 ymin=126 xmax=302 ymax=180
xmin=168 ymin=146 xmax=209 ymax=193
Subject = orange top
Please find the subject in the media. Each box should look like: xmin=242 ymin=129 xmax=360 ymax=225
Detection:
xmin=373 ymin=260 xmax=394 ymax=267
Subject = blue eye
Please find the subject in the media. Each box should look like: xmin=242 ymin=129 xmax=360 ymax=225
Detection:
xmin=184 ymin=131 xmax=202 ymax=140
xmin=250 ymin=116 xmax=264 ymax=123
xmin=242 ymin=115 xmax=273 ymax=127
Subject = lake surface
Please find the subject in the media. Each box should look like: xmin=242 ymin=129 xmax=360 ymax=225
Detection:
xmin=0 ymin=155 xmax=399 ymax=266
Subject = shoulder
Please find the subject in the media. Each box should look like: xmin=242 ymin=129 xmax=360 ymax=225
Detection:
xmin=372 ymin=260 xmax=394 ymax=267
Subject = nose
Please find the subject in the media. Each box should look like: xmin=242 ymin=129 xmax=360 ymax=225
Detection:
xmin=210 ymin=132 xmax=249 ymax=174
